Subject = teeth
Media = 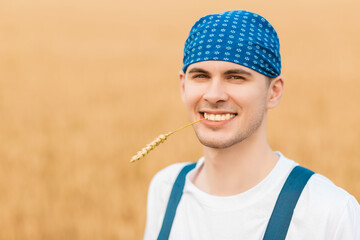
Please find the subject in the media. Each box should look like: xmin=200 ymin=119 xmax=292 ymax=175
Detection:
xmin=204 ymin=112 xmax=236 ymax=121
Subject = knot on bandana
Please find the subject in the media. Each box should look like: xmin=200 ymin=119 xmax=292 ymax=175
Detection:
xmin=183 ymin=10 xmax=281 ymax=78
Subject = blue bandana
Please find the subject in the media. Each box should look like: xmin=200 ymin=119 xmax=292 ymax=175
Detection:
xmin=183 ymin=10 xmax=281 ymax=78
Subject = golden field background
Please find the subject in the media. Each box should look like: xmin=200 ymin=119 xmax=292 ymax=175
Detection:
xmin=0 ymin=0 xmax=359 ymax=239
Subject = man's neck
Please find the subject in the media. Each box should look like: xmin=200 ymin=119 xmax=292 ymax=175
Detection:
xmin=192 ymin=132 xmax=279 ymax=196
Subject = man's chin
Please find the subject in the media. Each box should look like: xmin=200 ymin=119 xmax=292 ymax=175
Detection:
xmin=197 ymin=137 xmax=242 ymax=149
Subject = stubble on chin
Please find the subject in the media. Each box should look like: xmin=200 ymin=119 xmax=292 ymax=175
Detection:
xmin=195 ymin=130 xmax=248 ymax=149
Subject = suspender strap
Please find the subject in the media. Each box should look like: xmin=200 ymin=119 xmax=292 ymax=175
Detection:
xmin=263 ymin=166 xmax=315 ymax=240
xmin=157 ymin=163 xmax=196 ymax=240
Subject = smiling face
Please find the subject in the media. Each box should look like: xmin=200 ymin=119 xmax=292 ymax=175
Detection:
xmin=180 ymin=61 xmax=283 ymax=149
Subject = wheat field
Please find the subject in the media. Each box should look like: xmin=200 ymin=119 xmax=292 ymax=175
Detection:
xmin=0 ymin=0 xmax=359 ymax=239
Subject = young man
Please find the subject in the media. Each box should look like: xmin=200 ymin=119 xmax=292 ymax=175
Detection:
xmin=144 ymin=10 xmax=360 ymax=239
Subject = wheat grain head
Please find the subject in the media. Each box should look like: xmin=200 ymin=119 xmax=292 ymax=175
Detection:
xmin=130 ymin=118 xmax=204 ymax=163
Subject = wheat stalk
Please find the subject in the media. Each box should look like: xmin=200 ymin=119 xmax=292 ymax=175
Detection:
xmin=130 ymin=118 xmax=204 ymax=163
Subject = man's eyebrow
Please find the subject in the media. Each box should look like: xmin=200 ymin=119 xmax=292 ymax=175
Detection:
xmin=187 ymin=68 xmax=209 ymax=74
xmin=224 ymin=69 xmax=252 ymax=76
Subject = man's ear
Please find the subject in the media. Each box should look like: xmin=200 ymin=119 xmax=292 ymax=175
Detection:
xmin=179 ymin=70 xmax=186 ymax=103
xmin=267 ymin=75 xmax=284 ymax=109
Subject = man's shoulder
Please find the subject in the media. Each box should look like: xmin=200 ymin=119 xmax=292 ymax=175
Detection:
xmin=148 ymin=162 xmax=194 ymax=197
xmin=298 ymin=171 xmax=359 ymax=219
xmin=281 ymin=153 xmax=359 ymax=217
xmin=280 ymin=153 xmax=356 ymax=208
xmin=307 ymin=173 xmax=355 ymax=205
xmin=151 ymin=162 xmax=191 ymax=185
xmin=290 ymin=170 xmax=360 ymax=238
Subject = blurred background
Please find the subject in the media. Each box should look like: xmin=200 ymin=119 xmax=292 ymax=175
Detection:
xmin=0 ymin=0 xmax=359 ymax=239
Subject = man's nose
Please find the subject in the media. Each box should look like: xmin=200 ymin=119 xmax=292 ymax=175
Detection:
xmin=203 ymin=79 xmax=229 ymax=104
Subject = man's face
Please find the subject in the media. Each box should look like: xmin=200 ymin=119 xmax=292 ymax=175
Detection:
xmin=180 ymin=61 xmax=281 ymax=149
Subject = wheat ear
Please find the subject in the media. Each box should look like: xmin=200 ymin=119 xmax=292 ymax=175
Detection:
xmin=130 ymin=118 xmax=204 ymax=163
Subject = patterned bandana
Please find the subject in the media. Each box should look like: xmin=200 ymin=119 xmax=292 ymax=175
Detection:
xmin=183 ymin=10 xmax=281 ymax=78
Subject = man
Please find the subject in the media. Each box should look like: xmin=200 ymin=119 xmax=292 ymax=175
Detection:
xmin=144 ymin=10 xmax=360 ymax=239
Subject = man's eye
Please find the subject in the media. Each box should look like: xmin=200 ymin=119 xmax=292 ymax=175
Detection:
xmin=194 ymin=74 xmax=208 ymax=78
xmin=229 ymin=75 xmax=245 ymax=80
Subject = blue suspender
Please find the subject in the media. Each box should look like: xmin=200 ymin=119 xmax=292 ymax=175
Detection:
xmin=157 ymin=163 xmax=197 ymax=240
xmin=157 ymin=163 xmax=314 ymax=240
xmin=262 ymin=166 xmax=314 ymax=239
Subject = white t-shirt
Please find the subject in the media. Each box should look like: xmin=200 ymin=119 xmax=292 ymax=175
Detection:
xmin=144 ymin=152 xmax=360 ymax=240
